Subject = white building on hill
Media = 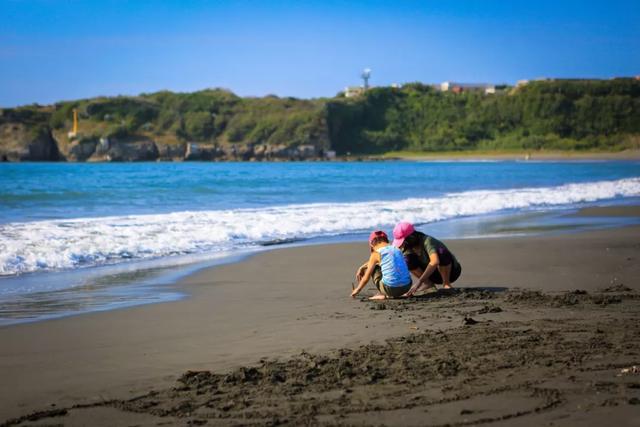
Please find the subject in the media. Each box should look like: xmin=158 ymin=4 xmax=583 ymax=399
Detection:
xmin=440 ymin=81 xmax=496 ymax=94
xmin=344 ymin=86 xmax=365 ymax=98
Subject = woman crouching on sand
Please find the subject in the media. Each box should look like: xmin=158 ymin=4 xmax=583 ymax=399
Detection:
xmin=351 ymin=230 xmax=413 ymax=300
xmin=393 ymin=221 xmax=462 ymax=296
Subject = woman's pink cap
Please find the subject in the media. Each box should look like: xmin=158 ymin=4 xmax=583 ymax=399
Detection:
xmin=392 ymin=222 xmax=415 ymax=247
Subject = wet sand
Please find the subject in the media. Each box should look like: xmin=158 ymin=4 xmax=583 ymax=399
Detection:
xmin=1 ymin=208 xmax=639 ymax=426
xmin=569 ymin=205 xmax=640 ymax=217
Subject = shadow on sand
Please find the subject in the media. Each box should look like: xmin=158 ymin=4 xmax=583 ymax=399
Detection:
xmin=409 ymin=286 xmax=508 ymax=300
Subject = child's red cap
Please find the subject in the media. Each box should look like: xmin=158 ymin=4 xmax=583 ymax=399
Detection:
xmin=368 ymin=230 xmax=388 ymax=245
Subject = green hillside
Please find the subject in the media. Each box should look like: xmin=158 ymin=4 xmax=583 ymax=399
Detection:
xmin=47 ymin=89 xmax=329 ymax=149
xmin=1 ymin=79 xmax=639 ymax=161
xmin=327 ymin=79 xmax=640 ymax=154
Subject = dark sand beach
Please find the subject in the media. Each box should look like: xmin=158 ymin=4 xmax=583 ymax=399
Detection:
xmin=1 ymin=206 xmax=639 ymax=426
xmin=385 ymin=149 xmax=640 ymax=161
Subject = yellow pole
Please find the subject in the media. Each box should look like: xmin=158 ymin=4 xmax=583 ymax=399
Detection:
xmin=72 ymin=109 xmax=78 ymax=134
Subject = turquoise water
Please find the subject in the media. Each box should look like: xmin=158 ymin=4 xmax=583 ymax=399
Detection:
xmin=0 ymin=160 xmax=639 ymax=324
xmin=2 ymin=161 xmax=640 ymax=222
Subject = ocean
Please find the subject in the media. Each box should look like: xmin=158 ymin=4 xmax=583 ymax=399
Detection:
xmin=1 ymin=160 xmax=639 ymax=324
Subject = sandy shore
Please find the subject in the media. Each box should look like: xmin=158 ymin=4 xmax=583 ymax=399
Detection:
xmin=1 ymin=208 xmax=639 ymax=426
xmin=379 ymin=149 xmax=640 ymax=161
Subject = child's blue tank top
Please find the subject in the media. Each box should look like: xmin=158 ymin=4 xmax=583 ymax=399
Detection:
xmin=377 ymin=245 xmax=411 ymax=287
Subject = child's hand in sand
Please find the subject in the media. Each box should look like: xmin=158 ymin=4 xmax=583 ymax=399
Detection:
xmin=403 ymin=288 xmax=415 ymax=298
xmin=351 ymin=288 xmax=360 ymax=298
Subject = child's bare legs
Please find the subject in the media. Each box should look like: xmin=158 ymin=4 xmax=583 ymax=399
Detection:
xmin=369 ymin=265 xmax=388 ymax=299
xmin=438 ymin=263 xmax=453 ymax=289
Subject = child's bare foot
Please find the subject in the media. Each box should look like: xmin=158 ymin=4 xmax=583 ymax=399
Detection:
xmin=443 ymin=284 xmax=454 ymax=289
xmin=369 ymin=294 xmax=387 ymax=300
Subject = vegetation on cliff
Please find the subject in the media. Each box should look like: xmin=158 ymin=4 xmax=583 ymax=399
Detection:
xmin=47 ymin=89 xmax=329 ymax=148
xmin=1 ymin=78 xmax=639 ymax=161
xmin=327 ymin=78 xmax=640 ymax=154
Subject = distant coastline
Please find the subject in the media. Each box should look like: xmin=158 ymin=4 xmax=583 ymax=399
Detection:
xmin=1 ymin=78 xmax=639 ymax=162
xmin=377 ymin=148 xmax=640 ymax=161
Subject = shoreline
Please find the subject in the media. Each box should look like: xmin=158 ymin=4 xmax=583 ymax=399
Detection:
xmin=2 ymin=203 xmax=639 ymax=327
xmin=1 ymin=209 xmax=639 ymax=424
xmin=378 ymin=148 xmax=640 ymax=161
xmin=3 ymin=149 xmax=640 ymax=163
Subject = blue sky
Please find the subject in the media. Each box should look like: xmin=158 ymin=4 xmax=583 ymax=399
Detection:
xmin=1 ymin=0 xmax=639 ymax=107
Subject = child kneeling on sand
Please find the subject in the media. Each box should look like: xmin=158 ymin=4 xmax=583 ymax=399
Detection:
xmin=351 ymin=230 xmax=413 ymax=300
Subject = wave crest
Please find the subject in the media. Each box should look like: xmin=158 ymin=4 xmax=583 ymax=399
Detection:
xmin=1 ymin=177 xmax=639 ymax=276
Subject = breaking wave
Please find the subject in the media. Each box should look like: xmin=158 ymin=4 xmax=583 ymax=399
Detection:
xmin=1 ymin=177 xmax=639 ymax=276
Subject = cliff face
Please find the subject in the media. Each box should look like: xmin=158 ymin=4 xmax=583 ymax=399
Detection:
xmin=0 ymin=122 xmax=61 ymax=161
xmin=56 ymin=137 xmax=324 ymax=162
xmin=65 ymin=138 xmax=160 ymax=162
xmin=0 ymin=122 xmax=328 ymax=163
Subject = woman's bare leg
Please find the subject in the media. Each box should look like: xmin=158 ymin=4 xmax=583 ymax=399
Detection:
xmin=438 ymin=264 xmax=453 ymax=289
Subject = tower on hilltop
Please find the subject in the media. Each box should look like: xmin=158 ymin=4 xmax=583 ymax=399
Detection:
xmin=361 ymin=68 xmax=371 ymax=90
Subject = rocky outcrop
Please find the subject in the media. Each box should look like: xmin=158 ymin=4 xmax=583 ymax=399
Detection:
xmin=185 ymin=143 xmax=224 ymax=161
xmin=0 ymin=123 xmax=61 ymax=161
xmin=182 ymin=143 xmax=325 ymax=161
xmin=66 ymin=138 xmax=161 ymax=162
xmin=104 ymin=140 xmax=159 ymax=162
xmin=1 ymin=124 xmax=331 ymax=162
xmin=211 ymin=143 xmax=323 ymax=161
xmin=263 ymin=144 xmax=293 ymax=160
xmin=67 ymin=139 xmax=97 ymax=161
xmin=157 ymin=142 xmax=186 ymax=161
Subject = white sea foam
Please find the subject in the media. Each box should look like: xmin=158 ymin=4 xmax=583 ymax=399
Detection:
xmin=1 ymin=177 xmax=639 ymax=276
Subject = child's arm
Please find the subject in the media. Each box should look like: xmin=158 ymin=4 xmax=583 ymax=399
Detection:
xmin=351 ymin=252 xmax=380 ymax=297
xmin=355 ymin=262 xmax=369 ymax=281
